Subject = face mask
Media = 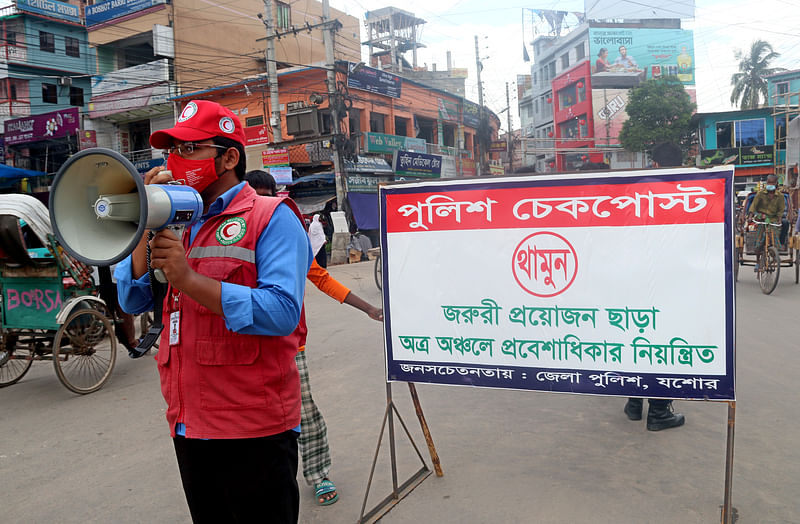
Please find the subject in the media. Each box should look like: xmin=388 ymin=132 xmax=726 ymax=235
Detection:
xmin=766 ymin=184 xmax=776 ymax=191
xmin=166 ymin=154 xmax=219 ymax=193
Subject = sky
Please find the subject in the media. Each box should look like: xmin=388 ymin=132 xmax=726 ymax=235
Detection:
xmin=328 ymin=0 xmax=800 ymax=132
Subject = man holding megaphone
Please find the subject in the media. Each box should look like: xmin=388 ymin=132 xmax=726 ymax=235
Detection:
xmin=114 ymin=100 xmax=312 ymax=524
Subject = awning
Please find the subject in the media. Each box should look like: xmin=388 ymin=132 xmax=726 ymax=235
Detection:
xmin=292 ymin=194 xmax=336 ymax=215
xmin=0 ymin=164 xmax=47 ymax=180
xmin=348 ymin=192 xmax=379 ymax=230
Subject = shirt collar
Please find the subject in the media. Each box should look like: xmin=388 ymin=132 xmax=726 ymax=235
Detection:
xmin=204 ymin=181 xmax=246 ymax=218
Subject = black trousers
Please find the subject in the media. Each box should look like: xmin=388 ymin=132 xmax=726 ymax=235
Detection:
xmin=173 ymin=430 xmax=299 ymax=524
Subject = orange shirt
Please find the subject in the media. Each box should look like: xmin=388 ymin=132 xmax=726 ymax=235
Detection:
xmin=298 ymin=260 xmax=351 ymax=352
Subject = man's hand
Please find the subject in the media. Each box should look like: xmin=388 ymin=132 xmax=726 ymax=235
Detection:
xmin=144 ymin=165 xmax=173 ymax=186
xmin=149 ymin=228 xmax=194 ymax=290
xmin=367 ymin=306 xmax=384 ymax=322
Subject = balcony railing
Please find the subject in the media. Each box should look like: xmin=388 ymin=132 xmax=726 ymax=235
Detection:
xmin=0 ymin=99 xmax=31 ymax=117
xmin=123 ymin=149 xmax=156 ymax=163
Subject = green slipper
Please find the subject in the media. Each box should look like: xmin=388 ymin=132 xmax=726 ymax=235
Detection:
xmin=314 ymin=479 xmax=339 ymax=506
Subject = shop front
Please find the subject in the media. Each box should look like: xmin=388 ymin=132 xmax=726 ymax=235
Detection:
xmin=3 ymin=108 xmax=80 ymax=174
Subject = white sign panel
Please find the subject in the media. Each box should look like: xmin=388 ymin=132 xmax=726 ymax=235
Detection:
xmin=379 ymin=167 xmax=735 ymax=400
xmin=91 ymin=59 xmax=170 ymax=98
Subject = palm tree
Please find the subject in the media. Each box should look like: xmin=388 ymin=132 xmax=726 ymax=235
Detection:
xmin=730 ymin=40 xmax=786 ymax=109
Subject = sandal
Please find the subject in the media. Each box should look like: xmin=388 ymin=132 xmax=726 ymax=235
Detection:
xmin=314 ymin=479 xmax=339 ymax=506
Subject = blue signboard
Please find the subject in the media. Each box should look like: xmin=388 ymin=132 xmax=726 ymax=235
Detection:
xmin=16 ymin=0 xmax=80 ymax=24
xmin=133 ymin=157 xmax=164 ymax=174
xmin=86 ymin=0 xmax=166 ymax=27
xmin=393 ymin=151 xmax=442 ymax=178
xmin=347 ymin=64 xmax=402 ymax=99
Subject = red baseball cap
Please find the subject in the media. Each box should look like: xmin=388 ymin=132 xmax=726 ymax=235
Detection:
xmin=150 ymin=100 xmax=246 ymax=149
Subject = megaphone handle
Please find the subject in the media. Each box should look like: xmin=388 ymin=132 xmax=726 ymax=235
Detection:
xmin=153 ymin=268 xmax=168 ymax=283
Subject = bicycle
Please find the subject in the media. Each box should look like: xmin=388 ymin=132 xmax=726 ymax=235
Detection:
xmin=752 ymin=219 xmax=781 ymax=295
xmin=374 ymin=251 xmax=382 ymax=291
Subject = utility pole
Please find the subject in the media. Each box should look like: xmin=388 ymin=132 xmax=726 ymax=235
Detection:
xmin=506 ymin=82 xmax=513 ymax=173
xmin=474 ymin=35 xmax=484 ymax=176
xmin=262 ymin=0 xmax=282 ymax=141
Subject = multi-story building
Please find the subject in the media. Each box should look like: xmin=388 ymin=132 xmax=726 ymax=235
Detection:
xmin=1 ymin=0 xmax=93 ymax=172
xmin=84 ymin=0 xmax=360 ymax=171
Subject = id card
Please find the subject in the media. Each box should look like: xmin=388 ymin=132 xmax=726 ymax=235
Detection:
xmin=169 ymin=311 xmax=180 ymax=345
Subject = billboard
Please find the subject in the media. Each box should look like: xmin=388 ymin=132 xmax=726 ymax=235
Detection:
xmin=4 ymin=108 xmax=79 ymax=145
xmin=347 ymin=64 xmax=402 ymax=99
xmin=585 ymin=0 xmax=694 ymax=20
xmin=592 ymin=89 xmax=629 ymax=146
xmin=589 ymin=28 xmax=695 ymax=86
xmin=86 ymin=0 xmax=166 ymax=26
xmin=378 ymin=167 xmax=735 ymax=400
xmin=15 ymin=0 xmax=80 ymax=24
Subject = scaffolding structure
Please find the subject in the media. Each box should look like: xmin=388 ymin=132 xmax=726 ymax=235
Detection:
xmin=771 ymin=89 xmax=800 ymax=188
xmin=363 ymin=7 xmax=426 ymax=74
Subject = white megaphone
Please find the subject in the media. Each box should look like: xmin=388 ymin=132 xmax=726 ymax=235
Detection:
xmin=49 ymin=148 xmax=204 ymax=276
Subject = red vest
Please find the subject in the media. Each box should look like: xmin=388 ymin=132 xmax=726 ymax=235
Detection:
xmin=156 ymin=184 xmax=304 ymax=439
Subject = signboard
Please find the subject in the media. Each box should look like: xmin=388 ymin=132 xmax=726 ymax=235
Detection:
xmin=88 ymin=83 xmax=170 ymax=118
xmin=592 ymin=89 xmax=629 ymax=146
xmin=490 ymin=140 xmax=507 ymax=152
xmin=461 ymin=158 xmax=477 ymax=177
xmin=589 ymin=28 xmax=695 ymax=86
xmin=244 ymin=125 xmax=270 ymax=146
xmin=438 ymin=98 xmax=459 ymax=122
xmin=701 ymin=145 xmax=774 ymax=167
xmin=463 ymin=101 xmax=481 ymax=129
xmin=262 ymin=148 xmax=289 ymax=167
xmin=134 ymin=157 xmax=165 ymax=173
xmin=347 ymin=174 xmax=394 ymax=193
xmin=378 ymin=167 xmax=735 ymax=400
xmin=365 ymin=132 xmax=426 ymax=154
xmin=393 ymin=151 xmax=442 ymax=178
xmin=78 ymin=130 xmax=97 ymax=150
xmin=86 ymin=0 xmax=166 ymax=26
xmin=4 ymin=107 xmax=79 ymax=146
xmin=269 ymin=166 xmax=293 ymax=184
xmin=91 ymin=59 xmax=170 ymax=97
xmin=489 ymin=163 xmax=505 ymax=175
xmin=347 ymin=64 xmax=402 ymax=99
xmin=345 ymin=155 xmax=394 ymax=174
xmin=16 ymin=0 xmax=80 ymax=24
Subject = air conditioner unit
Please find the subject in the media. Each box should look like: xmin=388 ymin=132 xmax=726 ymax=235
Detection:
xmin=286 ymin=106 xmax=319 ymax=137
xmin=58 ymin=77 xmax=72 ymax=87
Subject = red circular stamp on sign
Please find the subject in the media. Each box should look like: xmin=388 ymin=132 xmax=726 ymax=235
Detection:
xmin=512 ymin=231 xmax=578 ymax=297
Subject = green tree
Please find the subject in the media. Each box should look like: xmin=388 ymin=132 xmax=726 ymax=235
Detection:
xmin=730 ymin=40 xmax=785 ymax=109
xmin=619 ymin=77 xmax=696 ymax=154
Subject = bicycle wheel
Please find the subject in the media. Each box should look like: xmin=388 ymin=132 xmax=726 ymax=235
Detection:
xmin=0 ymin=335 xmax=32 ymax=387
xmin=374 ymin=254 xmax=382 ymax=291
xmin=758 ymin=246 xmax=780 ymax=295
xmin=795 ymin=249 xmax=799 ymax=284
xmin=53 ymin=308 xmax=117 ymax=394
xmin=733 ymin=247 xmax=740 ymax=282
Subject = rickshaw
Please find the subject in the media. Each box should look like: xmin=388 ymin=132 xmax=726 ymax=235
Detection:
xmin=734 ymin=190 xmax=800 ymax=294
xmin=0 ymin=194 xmax=120 ymax=394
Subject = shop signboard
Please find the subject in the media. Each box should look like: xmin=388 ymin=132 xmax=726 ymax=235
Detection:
xmin=262 ymin=148 xmax=289 ymax=167
xmin=592 ymin=89 xmax=629 ymax=146
xmin=78 ymin=130 xmax=97 ymax=150
xmin=365 ymin=132 xmax=426 ymax=154
xmin=461 ymin=158 xmax=477 ymax=177
xmin=347 ymin=174 xmax=394 ymax=193
xmin=347 ymin=64 xmax=402 ymax=99
xmin=438 ymin=98 xmax=459 ymax=123
xmin=16 ymin=0 xmax=80 ymax=24
xmin=393 ymin=151 xmax=442 ymax=178
xmin=589 ymin=28 xmax=695 ymax=86
xmin=463 ymin=101 xmax=481 ymax=129
xmin=701 ymin=145 xmax=774 ymax=167
xmin=86 ymin=0 xmax=167 ymax=26
xmin=134 ymin=157 xmax=165 ymax=173
xmin=378 ymin=167 xmax=735 ymax=400
xmin=269 ymin=166 xmax=293 ymax=184
xmin=4 ymin=107 xmax=79 ymax=146
xmin=244 ymin=125 xmax=270 ymax=146
xmin=490 ymin=140 xmax=507 ymax=152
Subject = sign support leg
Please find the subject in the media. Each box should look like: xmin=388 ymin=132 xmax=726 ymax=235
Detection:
xmin=721 ymin=400 xmax=736 ymax=524
xmin=408 ymin=382 xmax=443 ymax=477
xmin=358 ymin=382 xmax=437 ymax=524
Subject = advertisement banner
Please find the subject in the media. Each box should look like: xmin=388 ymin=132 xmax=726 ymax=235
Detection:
xmin=592 ymin=89 xmax=629 ymax=146
xmin=134 ymin=157 xmax=165 ymax=173
xmin=4 ymin=107 xmax=79 ymax=145
xmin=378 ymin=167 xmax=735 ymax=400
xmin=701 ymin=145 xmax=774 ymax=167
xmin=365 ymin=132 xmax=426 ymax=154
xmin=262 ymin=148 xmax=289 ymax=167
xmin=393 ymin=151 xmax=442 ymax=178
xmin=438 ymin=98 xmax=459 ymax=123
xmin=269 ymin=166 xmax=293 ymax=184
xmin=86 ymin=0 xmax=166 ymax=26
xmin=16 ymin=0 xmax=80 ymax=24
xmin=78 ymin=130 xmax=97 ymax=150
xmin=244 ymin=125 xmax=270 ymax=146
xmin=490 ymin=140 xmax=507 ymax=152
xmin=461 ymin=158 xmax=477 ymax=176
xmin=91 ymin=59 xmax=170 ymax=97
xmin=347 ymin=64 xmax=402 ymax=99
xmin=589 ymin=28 xmax=695 ymax=86
xmin=463 ymin=101 xmax=481 ymax=129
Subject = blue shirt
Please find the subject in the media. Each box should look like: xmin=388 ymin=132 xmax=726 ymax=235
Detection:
xmin=115 ymin=182 xmax=311 ymax=437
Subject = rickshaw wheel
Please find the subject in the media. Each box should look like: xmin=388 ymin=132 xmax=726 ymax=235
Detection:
xmin=53 ymin=308 xmax=117 ymax=394
xmin=374 ymin=253 xmax=382 ymax=291
xmin=795 ymin=249 xmax=799 ymax=284
xmin=0 ymin=335 xmax=33 ymax=387
xmin=758 ymin=246 xmax=780 ymax=295
xmin=733 ymin=247 xmax=741 ymax=282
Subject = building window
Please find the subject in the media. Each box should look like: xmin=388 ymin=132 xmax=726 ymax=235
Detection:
xmin=39 ymin=31 xmax=55 ymax=53
xmin=245 ymin=115 xmax=264 ymax=127
xmin=69 ymin=86 xmax=84 ymax=106
xmin=349 ymin=108 xmax=361 ymax=138
xmin=776 ymin=82 xmax=788 ymax=95
xmin=575 ymin=43 xmax=585 ymax=60
xmin=394 ymin=116 xmax=408 ymax=136
xmin=561 ymin=53 xmax=569 ymax=69
xmin=370 ymin=112 xmax=386 ymax=133
xmin=548 ymin=62 xmax=556 ymax=79
xmin=9 ymin=83 xmax=17 ymax=100
xmin=7 ymin=31 xmax=16 ymax=46
xmin=776 ymin=115 xmax=787 ymax=150
xmin=276 ymin=1 xmax=291 ymax=30
xmin=42 ymin=83 xmax=57 ymax=104
xmin=716 ymin=119 xmax=766 ymax=148
xmin=65 ymin=36 xmax=80 ymax=58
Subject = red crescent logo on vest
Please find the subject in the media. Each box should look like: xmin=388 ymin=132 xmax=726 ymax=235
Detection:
xmin=216 ymin=217 xmax=247 ymax=245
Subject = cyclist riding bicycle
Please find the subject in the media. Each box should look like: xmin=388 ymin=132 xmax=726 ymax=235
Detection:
xmin=750 ymin=175 xmax=785 ymax=272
